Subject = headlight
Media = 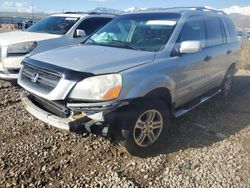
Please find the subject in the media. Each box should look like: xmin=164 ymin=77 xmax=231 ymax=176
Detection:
xmin=69 ymin=74 xmax=122 ymax=101
xmin=7 ymin=41 xmax=37 ymax=56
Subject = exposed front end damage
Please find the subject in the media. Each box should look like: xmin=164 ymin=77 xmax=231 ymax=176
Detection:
xmin=20 ymin=92 xmax=129 ymax=137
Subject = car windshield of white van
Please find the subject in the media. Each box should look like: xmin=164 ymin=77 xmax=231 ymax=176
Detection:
xmin=27 ymin=16 xmax=79 ymax=35
xmin=85 ymin=13 xmax=180 ymax=52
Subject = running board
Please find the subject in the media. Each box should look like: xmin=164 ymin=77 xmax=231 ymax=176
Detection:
xmin=174 ymin=89 xmax=222 ymax=118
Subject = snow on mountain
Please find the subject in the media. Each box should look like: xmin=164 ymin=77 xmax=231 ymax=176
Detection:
xmin=92 ymin=7 xmax=122 ymax=14
xmin=92 ymin=6 xmax=250 ymax=17
xmin=124 ymin=7 xmax=138 ymax=12
xmin=221 ymin=6 xmax=250 ymax=16
xmin=124 ymin=7 xmax=147 ymax=12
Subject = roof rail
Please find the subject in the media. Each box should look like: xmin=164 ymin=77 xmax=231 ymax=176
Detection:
xmin=196 ymin=6 xmax=226 ymax=14
xmin=163 ymin=6 xmax=226 ymax=15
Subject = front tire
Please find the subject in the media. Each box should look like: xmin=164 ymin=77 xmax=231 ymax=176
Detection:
xmin=119 ymin=100 xmax=171 ymax=157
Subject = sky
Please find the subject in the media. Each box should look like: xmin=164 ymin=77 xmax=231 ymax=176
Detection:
xmin=0 ymin=0 xmax=250 ymax=13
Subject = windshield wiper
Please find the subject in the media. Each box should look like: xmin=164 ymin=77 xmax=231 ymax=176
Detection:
xmin=107 ymin=40 xmax=136 ymax=50
xmin=84 ymin=38 xmax=96 ymax=44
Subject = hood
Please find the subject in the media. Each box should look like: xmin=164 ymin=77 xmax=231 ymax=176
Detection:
xmin=0 ymin=31 xmax=61 ymax=46
xmin=30 ymin=45 xmax=156 ymax=74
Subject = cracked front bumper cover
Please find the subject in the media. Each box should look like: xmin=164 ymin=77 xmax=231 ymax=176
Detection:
xmin=21 ymin=93 xmax=96 ymax=134
xmin=21 ymin=93 xmax=73 ymax=131
xmin=20 ymin=93 xmax=129 ymax=135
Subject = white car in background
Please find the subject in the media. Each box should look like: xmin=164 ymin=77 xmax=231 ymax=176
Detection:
xmin=0 ymin=12 xmax=114 ymax=80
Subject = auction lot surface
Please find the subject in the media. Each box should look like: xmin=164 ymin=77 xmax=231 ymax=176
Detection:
xmin=0 ymin=70 xmax=249 ymax=188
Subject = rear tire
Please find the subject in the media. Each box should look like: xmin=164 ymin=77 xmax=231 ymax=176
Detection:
xmin=221 ymin=67 xmax=235 ymax=97
xmin=119 ymin=100 xmax=171 ymax=157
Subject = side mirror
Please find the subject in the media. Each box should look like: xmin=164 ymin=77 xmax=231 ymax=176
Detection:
xmin=76 ymin=29 xmax=86 ymax=38
xmin=179 ymin=41 xmax=201 ymax=54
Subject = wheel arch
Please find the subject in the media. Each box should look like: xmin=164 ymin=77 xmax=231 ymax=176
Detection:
xmin=226 ymin=63 xmax=237 ymax=76
xmin=144 ymin=87 xmax=173 ymax=113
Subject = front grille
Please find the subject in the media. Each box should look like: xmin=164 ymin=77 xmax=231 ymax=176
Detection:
xmin=21 ymin=64 xmax=61 ymax=93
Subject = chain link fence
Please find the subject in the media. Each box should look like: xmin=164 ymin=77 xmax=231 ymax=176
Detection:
xmin=0 ymin=17 xmax=41 ymax=30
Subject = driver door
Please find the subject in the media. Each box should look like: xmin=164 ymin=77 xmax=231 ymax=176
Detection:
xmin=173 ymin=16 xmax=208 ymax=107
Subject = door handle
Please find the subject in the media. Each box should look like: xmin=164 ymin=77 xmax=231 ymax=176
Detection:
xmin=227 ymin=50 xmax=232 ymax=54
xmin=204 ymin=56 xmax=212 ymax=62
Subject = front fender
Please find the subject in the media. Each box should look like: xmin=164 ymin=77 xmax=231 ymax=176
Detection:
xmin=119 ymin=72 xmax=176 ymax=102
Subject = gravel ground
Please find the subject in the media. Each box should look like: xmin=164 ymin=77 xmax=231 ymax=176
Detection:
xmin=0 ymin=70 xmax=250 ymax=188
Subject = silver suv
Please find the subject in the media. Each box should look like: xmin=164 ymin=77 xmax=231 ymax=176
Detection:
xmin=18 ymin=7 xmax=240 ymax=157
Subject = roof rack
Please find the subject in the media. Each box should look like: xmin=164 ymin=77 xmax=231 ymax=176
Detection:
xmin=163 ymin=6 xmax=226 ymax=15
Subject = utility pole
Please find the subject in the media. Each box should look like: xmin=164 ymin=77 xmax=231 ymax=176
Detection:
xmin=32 ymin=4 xmax=35 ymax=22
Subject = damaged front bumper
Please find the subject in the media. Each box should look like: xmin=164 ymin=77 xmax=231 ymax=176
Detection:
xmin=20 ymin=93 xmax=129 ymax=136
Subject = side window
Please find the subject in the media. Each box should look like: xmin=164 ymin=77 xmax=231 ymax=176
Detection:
xmin=76 ymin=17 xmax=112 ymax=36
xmin=223 ymin=17 xmax=238 ymax=43
xmin=205 ymin=17 xmax=225 ymax=47
xmin=177 ymin=16 xmax=205 ymax=48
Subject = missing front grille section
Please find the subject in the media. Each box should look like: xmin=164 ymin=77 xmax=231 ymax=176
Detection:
xmin=31 ymin=95 xmax=70 ymax=118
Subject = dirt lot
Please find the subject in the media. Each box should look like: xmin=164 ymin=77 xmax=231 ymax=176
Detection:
xmin=0 ymin=69 xmax=249 ymax=188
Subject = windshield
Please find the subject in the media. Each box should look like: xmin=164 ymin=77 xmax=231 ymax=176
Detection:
xmin=85 ymin=13 xmax=180 ymax=52
xmin=27 ymin=16 xmax=79 ymax=35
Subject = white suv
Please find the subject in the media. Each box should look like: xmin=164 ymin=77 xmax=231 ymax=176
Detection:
xmin=0 ymin=12 xmax=114 ymax=80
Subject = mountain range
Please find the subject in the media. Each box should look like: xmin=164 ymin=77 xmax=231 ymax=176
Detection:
xmin=0 ymin=6 xmax=249 ymax=28
xmin=92 ymin=6 xmax=250 ymax=28
xmin=93 ymin=6 xmax=250 ymax=16
xmin=222 ymin=6 xmax=250 ymax=16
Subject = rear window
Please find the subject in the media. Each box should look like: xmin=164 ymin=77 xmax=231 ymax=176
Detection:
xmin=205 ymin=16 xmax=225 ymax=47
xmin=223 ymin=17 xmax=238 ymax=43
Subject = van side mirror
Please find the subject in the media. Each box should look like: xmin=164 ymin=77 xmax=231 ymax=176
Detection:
xmin=76 ymin=29 xmax=86 ymax=38
xmin=179 ymin=41 xmax=201 ymax=54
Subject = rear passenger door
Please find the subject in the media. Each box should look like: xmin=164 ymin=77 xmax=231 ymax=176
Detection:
xmin=202 ymin=16 xmax=229 ymax=90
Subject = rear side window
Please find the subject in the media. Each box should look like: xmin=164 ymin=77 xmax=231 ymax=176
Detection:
xmin=205 ymin=17 xmax=225 ymax=47
xmin=76 ymin=17 xmax=112 ymax=36
xmin=223 ymin=17 xmax=238 ymax=43
xmin=177 ymin=16 xmax=206 ymax=48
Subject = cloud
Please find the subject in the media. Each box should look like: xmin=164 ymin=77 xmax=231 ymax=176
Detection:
xmin=0 ymin=1 xmax=36 ymax=13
